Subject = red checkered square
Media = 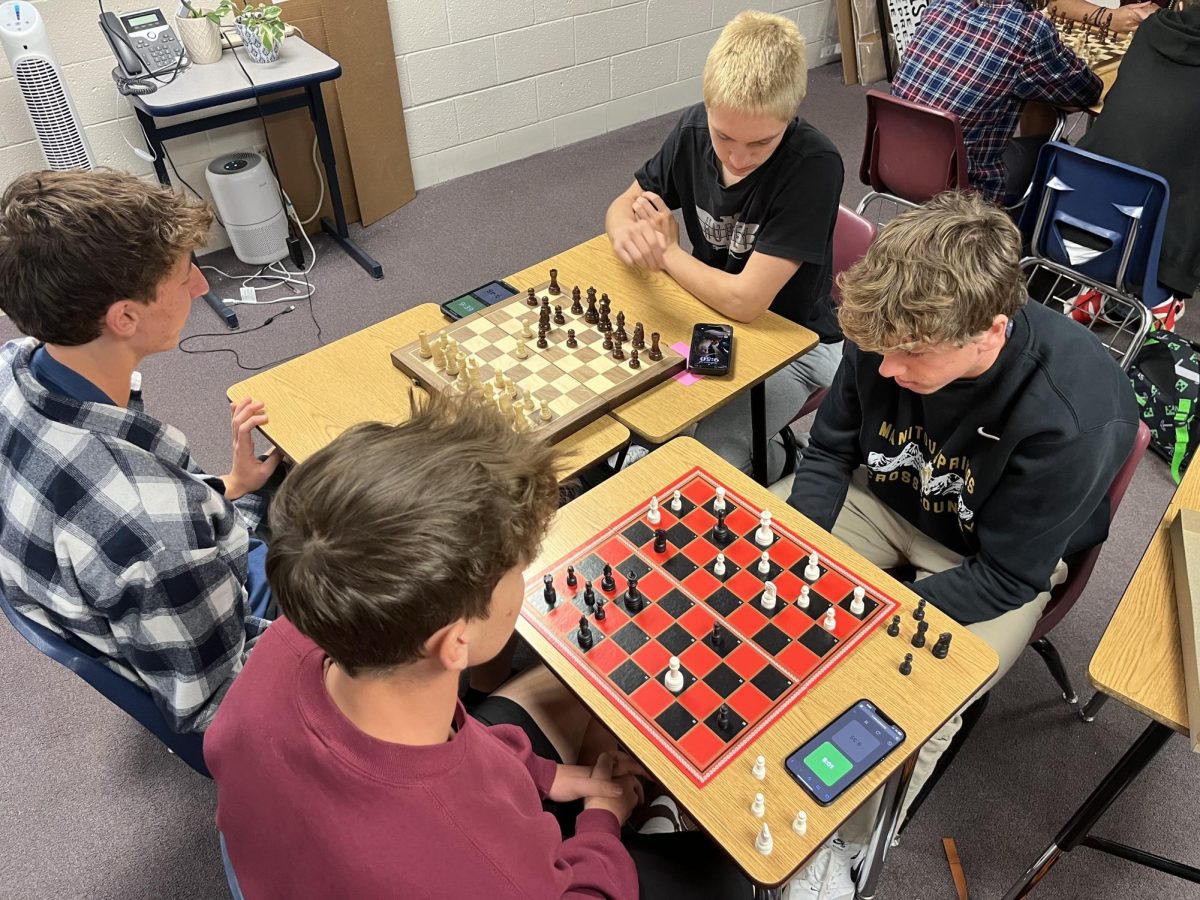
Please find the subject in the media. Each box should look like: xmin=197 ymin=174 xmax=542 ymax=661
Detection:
xmin=593 ymin=605 xmax=629 ymax=636
xmin=682 ymin=537 xmax=720 ymax=566
xmin=725 ymin=569 xmax=766 ymax=601
xmin=678 ymin=724 xmax=726 ymax=770
xmin=773 ymin=571 xmax=805 ymax=602
xmin=633 ymin=640 xmax=672 ymax=675
xmin=678 ymin=604 xmax=717 ymax=639
xmin=630 ymin=679 xmax=674 ymax=719
xmin=681 ymin=568 xmax=722 ymax=601
xmin=725 ymin=506 xmax=758 ymax=534
xmin=777 ymin=641 xmax=821 ymax=678
xmin=682 ymin=507 xmax=717 ymax=535
xmin=682 ymin=478 xmax=716 ymax=505
xmin=772 ymin=605 xmax=811 ymax=638
xmin=639 ymin=570 xmax=672 ymax=601
xmin=816 ymin=570 xmax=853 ymax=603
xmin=729 ymin=682 xmax=773 ymax=723
xmin=769 ymin=538 xmax=805 ymax=568
xmin=727 ymin=603 xmax=767 ymax=640
xmin=679 ymin=640 xmax=721 ymax=677
xmin=723 ymin=539 xmax=762 ymax=568
xmin=585 ymin=640 xmax=629 ymax=675
xmin=679 ymin=680 xmax=723 ymax=720
xmin=633 ymin=604 xmax=674 ymax=637
xmin=726 ymin=642 xmax=769 ymax=679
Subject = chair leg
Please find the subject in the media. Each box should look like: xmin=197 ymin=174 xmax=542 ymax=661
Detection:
xmin=778 ymin=426 xmax=798 ymax=479
xmin=1030 ymin=637 xmax=1079 ymax=705
xmin=1079 ymin=691 xmax=1110 ymax=724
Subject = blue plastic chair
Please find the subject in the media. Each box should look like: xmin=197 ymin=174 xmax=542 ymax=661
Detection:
xmin=1019 ymin=142 xmax=1171 ymax=370
xmin=0 ymin=585 xmax=210 ymax=777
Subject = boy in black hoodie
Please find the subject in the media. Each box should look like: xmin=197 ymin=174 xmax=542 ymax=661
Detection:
xmin=779 ymin=193 xmax=1138 ymax=899
xmin=1078 ymin=0 xmax=1200 ymax=300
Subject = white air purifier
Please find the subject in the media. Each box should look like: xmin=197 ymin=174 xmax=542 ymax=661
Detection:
xmin=0 ymin=1 xmax=95 ymax=170
xmin=205 ymin=151 xmax=289 ymax=266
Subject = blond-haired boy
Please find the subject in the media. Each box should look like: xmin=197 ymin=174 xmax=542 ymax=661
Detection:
xmin=605 ymin=11 xmax=844 ymax=479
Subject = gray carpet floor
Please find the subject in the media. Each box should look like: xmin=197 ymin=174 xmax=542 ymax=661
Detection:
xmin=1 ymin=63 xmax=1197 ymax=899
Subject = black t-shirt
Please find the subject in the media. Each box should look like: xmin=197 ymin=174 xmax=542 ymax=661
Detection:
xmin=635 ymin=103 xmax=845 ymax=342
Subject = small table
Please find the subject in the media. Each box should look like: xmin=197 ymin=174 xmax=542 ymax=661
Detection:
xmin=227 ymin=304 xmax=630 ymax=480
xmin=519 ymin=437 xmax=997 ymax=897
xmin=131 ymin=38 xmax=382 ymax=323
xmin=508 ymin=237 xmax=819 ymax=485
xmin=1003 ymin=463 xmax=1200 ymax=897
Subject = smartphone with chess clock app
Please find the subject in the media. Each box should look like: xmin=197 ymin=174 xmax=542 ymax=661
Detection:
xmin=784 ymin=699 xmax=905 ymax=806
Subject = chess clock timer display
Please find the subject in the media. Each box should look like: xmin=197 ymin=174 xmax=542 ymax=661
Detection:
xmin=785 ymin=699 xmax=905 ymax=805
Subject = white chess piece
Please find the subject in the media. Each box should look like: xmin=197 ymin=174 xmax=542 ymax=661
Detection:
xmin=755 ymin=510 xmax=773 ymax=547
xmin=755 ymin=823 xmax=773 ymax=856
xmin=757 ymin=550 xmax=771 ymax=575
xmin=804 ymin=552 xmax=821 ymax=581
xmin=792 ymin=811 xmax=807 ymax=836
xmin=752 ymin=755 xmax=766 ymax=780
xmin=798 ymin=585 xmax=810 ymax=609
xmin=664 ymin=656 xmax=685 ymax=693
xmin=713 ymin=486 xmax=726 ymax=513
xmin=850 ymin=586 xmax=866 ymax=616
xmin=647 ymin=495 xmax=661 ymax=525
xmin=670 ymin=489 xmax=682 ymax=512
xmin=824 ymin=607 xmax=837 ymax=631
xmin=760 ymin=581 xmax=777 ymax=611
xmin=751 ymin=792 xmax=765 ymax=818
xmin=713 ymin=552 xmax=726 ymax=577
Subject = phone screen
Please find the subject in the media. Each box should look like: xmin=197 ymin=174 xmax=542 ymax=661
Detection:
xmin=688 ymin=323 xmax=733 ymax=375
xmin=784 ymin=700 xmax=905 ymax=805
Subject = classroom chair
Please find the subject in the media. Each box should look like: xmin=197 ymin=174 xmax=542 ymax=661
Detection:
xmin=1019 ymin=142 xmax=1170 ymax=372
xmin=0 ymin=585 xmax=211 ymax=777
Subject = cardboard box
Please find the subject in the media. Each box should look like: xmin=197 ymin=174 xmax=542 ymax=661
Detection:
xmin=1168 ymin=508 xmax=1200 ymax=753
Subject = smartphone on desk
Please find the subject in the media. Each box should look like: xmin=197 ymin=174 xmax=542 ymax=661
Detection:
xmin=784 ymin=699 xmax=905 ymax=806
xmin=687 ymin=322 xmax=733 ymax=376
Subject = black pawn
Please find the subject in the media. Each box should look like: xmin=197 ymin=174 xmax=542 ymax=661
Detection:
xmin=526 ymin=286 xmax=538 ymax=307
xmin=542 ymin=574 xmax=556 ymax=608
xmin=629 ymin=350 xmax=640 ymax=369
xmin=886 ymin=615 xmax=901 ymax=637
xmin=594 ymin=595 xmax=606 ymax=621
xmin=711 ymin=509 xmax=730 ymax=545
xmin=911 ymin=620 xmax=928 ymax=648
xmin=583 ymin=580 xmax=596 ymax=607
xmin=717 ymin=704 xmax=730 ymax=732
xmin=913 ymin=598 xmax=926 ymax=622
xmin=601 ymin=564 xmax=616 ymax=592
xmin=932 ymin=632 xmax=952 ymax=660
xmin=653 ymin=528 xmax=668 ymax=553
xmin=566 ymin=565 xmax=578 ymax=588
xmin=602 ymin=332 xmax=614 ymax=351
xmin=577 ymin=616 xmax=594 ymax=650
xmin=553 ymin=305 xmax=566 ymax=325
xmin=566 ymin=329 xmax=578 ymax=348
xmin=711 ymin=622 xmax=724 ymax=648
xmin=899 ymin=653 xmax=913 ymax=676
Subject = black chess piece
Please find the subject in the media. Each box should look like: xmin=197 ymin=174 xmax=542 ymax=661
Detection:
xmin=594 ymin=595 xmax=606 ymax=620
xmin=711 ymin=622 xmax=724 ymax=648
xmin=629 ymin=350 xmax=641 ymax=369
xmin=633 ymin=323 xmax=645 ymax=350
xmin=526 ymin=286 xmax=538 ymax=307
xmin=615 ymin=311 xmax=628 ymax=342
xmin=601 ymin=564 xmax=616 ymax=592
xmin=624 ymin=571 xmax=643 ymax=612
xmin=599 ymin=293 xmax=611 ymax=314
xmin=566 ymin=329 xmax=578 ymax=348
xmin=711 ymin=509 xmax=731 ymax=545
xmin=543 ymin=573 xmax=556 ymax=608
xmin=913 ymin=598 xmax=926 ymax=622
xmin=612 ymin=338 xmax=625 ymax=361
xmin=548 ymin=268 xmax=561 ymax=295
xmin=570 ymin=286 xmax=583 ymax=315
xmin=583 ymin=580 xmax=596 ymax=607
xmin=536 ymin=332 xmax=549 ymax=350
xmin=887 ymin=615 xmax=901 ymax=637
xmin=599 ymin=311 xmax=612 ymax=334
xmin=602 ymin=332 xmax=613 ymax=351
xmin=911 ymin=620 xmax=929 ymax=648
xmin=566 ymin=565 xmax=577 ymax=588
xmin=932 ymin=632 xmax=952 ymax=659
xmin=553 ymin=305 xmax=566 ymax=325
xmin=899 ymin=653 xmax=913 ymax=676
xmin=647 ymin=332 xmax=663 ymax=361
xmin=584 ymin=288 xmax=599 ymax=324
xmin=716 ymin=704 xmax=730 ymax=732
xmin=577 ymin=616 xmax=594 ymax=650
xmin=653 ymin=528 xmax=668 ymax=553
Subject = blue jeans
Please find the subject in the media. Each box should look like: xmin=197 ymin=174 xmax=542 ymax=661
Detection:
xmin=244 ymin=539 xmax=274 ymax=619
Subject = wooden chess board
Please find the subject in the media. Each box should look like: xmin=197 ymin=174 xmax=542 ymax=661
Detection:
xmin=521 ymin=468 xmax=901 ymax=786
xmin=391 ymin=276 xmax=685 ymax=444
xmin=1052 ymin=14 xmax=1131 ymax=70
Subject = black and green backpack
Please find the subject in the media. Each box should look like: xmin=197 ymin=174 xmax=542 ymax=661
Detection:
xmin=1128 ymin=329 xmax=1200 ymax=483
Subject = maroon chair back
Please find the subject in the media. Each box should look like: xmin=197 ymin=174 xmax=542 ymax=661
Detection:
xmin=859 ymin=89 xmax=971 ymax=204
xmin=1031 ymin=421 xmax=1151 ymax=641
xmin=831 ymin=205 xmax=877 ymax=305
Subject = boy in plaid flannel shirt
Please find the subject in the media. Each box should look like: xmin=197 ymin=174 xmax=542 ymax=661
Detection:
xmin=0 ymin=170 xmax=281 ymax=733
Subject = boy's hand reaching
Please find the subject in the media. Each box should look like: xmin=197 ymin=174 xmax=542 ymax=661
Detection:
xmin=580 ymin=752 xmax=646 ymax=825
xmin=223 ymin=398 xmax=283 ymax=500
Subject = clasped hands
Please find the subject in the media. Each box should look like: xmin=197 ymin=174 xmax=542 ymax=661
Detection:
xmin=611 ymin=190 xmax=680 ymax=271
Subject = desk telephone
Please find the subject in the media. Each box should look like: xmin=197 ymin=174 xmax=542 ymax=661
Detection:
xmin=100 ymin=7 xmax=186 ymax=78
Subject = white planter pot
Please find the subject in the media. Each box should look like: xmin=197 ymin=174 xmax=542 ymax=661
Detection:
xmin=174 ymin=15 xmax=223 ymax=65
xmin=234 ymin=22 xmax=283 ymax=64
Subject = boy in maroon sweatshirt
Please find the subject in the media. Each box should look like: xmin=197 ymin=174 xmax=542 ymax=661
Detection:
xmin=205 ymin=394 xmax=749 ymax=899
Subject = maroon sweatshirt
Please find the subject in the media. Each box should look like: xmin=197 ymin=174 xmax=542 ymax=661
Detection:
xmin=205 ymin=618 xmax=638 ymax=899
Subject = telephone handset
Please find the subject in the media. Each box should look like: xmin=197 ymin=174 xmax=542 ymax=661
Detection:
xmin=99 ymin=8 xmax=185 ymax=78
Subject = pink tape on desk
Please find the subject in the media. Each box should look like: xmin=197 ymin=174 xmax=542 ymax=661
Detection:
xmin=671 ymin=341 xmax=703 ymax=385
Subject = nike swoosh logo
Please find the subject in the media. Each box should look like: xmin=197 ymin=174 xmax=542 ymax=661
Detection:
xmin=977 ymin=427 xmax=1000 ymax=440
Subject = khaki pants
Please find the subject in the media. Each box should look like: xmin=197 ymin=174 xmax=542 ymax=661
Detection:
xmin=780 ymin=469 xmax=1063 ymax=843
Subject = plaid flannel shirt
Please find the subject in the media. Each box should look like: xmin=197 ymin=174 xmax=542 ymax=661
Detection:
xmin=892 ymin=0 xmax=1102 ymax=202
xmin=0 ymin=339 xmax=268 ymax=733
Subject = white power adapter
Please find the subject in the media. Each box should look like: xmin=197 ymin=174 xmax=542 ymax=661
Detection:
xmin=240 ymin=286 xmax=257 ymax=304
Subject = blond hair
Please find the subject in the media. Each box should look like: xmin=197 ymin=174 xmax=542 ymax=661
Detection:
xmin=837 ymin=192 xmax=1027 ymax=353
xmin=703 ymin=11 xmax=807 ymax=120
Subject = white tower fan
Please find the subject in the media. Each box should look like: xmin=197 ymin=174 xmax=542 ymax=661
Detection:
xmin=0 ymin=2 xmax=95 ymax=170
xmin=205 ymin=152 xmax=289 ymax=266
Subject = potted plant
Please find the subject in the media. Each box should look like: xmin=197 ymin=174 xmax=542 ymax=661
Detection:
xmin=175 ymin=0 xmax=233 ymax=65
xmin=234 ymin=3 xmax=287 ymax=64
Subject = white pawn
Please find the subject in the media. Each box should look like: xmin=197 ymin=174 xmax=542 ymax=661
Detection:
xmin=714 ymin=486 xmax=727 ymax=513
xmin=760 ymin=581 xmax=777 ymax=611
xmin=758 ymin=549 xmax=771 ymax=575
xmin=713 ymin=552 xmax=726 ymax=577
xmin=804 ymin=552 xmax=821 ymax=581
xmin=755 ymin=510 xmax=773 ymax=547
xmin=670 ymin=489 xmax=682 ymax=512
xmin=751 ymin=792 xmax=765 ymax=818
xmin=755 ymin=823 xmax=773 ymax=856
xmin=798 ymin=584 xmax=810 ymax=609
xmin=647 ymin=495 xmax=661 ymax=525
xmin=824 ymin=606 xmax=837 ymax=632
xmin=515 ymin=337 xmax=530 ymax=360
xmin=850 ymin=586 xmax=866 ymax=616
xmin=752 ymin=754 xmax=766 ymax=780
xmin=793 ymin=811 xmax=808 ymax=836
xmin=664 ymin=656 xmax=685 ymax=693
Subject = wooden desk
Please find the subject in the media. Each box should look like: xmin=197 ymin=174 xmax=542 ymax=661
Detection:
xmin=508 ymin=236 xmax=819 ymax=482
xmin=519 ymin=438 xmax=997 ymax=891
xmin=1087 ymin=59 xmax=1121 ymax=117
xmin=227 ymin=304 xmax=630 ymax=479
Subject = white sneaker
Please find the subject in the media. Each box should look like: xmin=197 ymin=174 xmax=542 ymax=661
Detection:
xmin=784 ymin=835 xmax=863 ymax=900
xmin=606 ymin=444 xmax=650 ymax=470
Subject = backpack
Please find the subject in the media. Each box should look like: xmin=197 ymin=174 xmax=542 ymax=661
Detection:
xmin=1128 ymin=328 xmax=1200 ymax=483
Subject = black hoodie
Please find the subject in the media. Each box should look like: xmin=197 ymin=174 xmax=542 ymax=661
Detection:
xmin=1078 ymin=5 xmax=1200 ymax=297
xmin=787 ymin=301 xmax=1139 ymax=625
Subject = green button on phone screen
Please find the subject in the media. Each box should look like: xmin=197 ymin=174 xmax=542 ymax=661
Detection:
xmin=804 ymin=741 xmax=853 ymax=787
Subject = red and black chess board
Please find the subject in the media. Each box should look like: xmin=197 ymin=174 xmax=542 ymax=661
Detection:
xmin=522 ymin=467 xmax=900 ymax=786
